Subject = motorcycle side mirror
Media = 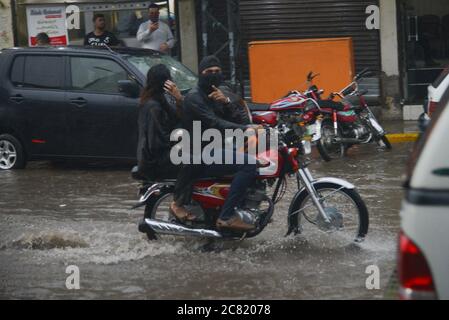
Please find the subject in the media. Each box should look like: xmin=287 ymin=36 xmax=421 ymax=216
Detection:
xmin=307 ymin=72 xmax=320 ymax=82
xmin=307 ymin=71 xmax=313 ymax=81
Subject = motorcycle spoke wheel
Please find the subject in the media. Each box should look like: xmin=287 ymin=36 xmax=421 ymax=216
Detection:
xmin=296 ymin=184 xmax=369 ymax=246
xmin=317 ymin=124 xmax=345 ymax=160
xmin=147 ymin=193 xmax=175 ymax=222
xmin=376 ymin=135 xmax=392 ymax=150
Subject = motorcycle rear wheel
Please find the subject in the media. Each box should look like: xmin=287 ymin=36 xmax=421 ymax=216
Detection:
xmin=139 ymin=191 xmax=175 ymax=240
xmin=316 ymin=122 xmax=345 ymax=161
xmin=145 ymin=191 xmax=175 ymax=221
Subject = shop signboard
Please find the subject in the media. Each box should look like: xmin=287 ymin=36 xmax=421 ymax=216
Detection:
xmin=26 ymin=5 xmax=68 ymax=46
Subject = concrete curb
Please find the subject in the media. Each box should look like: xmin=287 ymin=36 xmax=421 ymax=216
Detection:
xmin=385 ymin=133 xmax=419 ymax=143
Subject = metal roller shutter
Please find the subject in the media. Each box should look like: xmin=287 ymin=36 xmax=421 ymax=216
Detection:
xmin=239 ymin=0 xmax=381 ymax=76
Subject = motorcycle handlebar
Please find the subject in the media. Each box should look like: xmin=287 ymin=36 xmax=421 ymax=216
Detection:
xmin=355 ymin=68 xmax=378 ymax=81
xmin=354 ymin=68 xmax=370 ymax=80
xmin=341 ymin=86 xmax=355 ymax=96
xmin=358 ymin=89 xmax=369 ymax=96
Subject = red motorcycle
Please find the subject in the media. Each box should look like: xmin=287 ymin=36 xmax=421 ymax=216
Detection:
xmin=301 ymin=69 xmax=393 ymax=161
xmin=133 ymin=108 xmax=369 ymax=244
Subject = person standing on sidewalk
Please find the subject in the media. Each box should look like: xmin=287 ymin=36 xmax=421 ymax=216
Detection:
xmin=136 ymin=3 xmax=175 ymax=53
xmin=84 ymin=13 xmax=120 ymax=47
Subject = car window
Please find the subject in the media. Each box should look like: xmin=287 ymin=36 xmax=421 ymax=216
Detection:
xmin=11 ymin=55 xmax=64 ymax=89
xmin=432 ymin=66 xmax=449 ymax=88
xmin=10 ymin=56 xmax=25 ymax=85
xmin=70 ymin=57 xmax=129 ymax=94
xmin=122 ymin=54 xmax=197 ymax=92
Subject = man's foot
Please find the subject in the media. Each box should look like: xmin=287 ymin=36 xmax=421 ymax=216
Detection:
xmin=169 ymin=202 xmax=196 ymax=222
xmin=216 ymin=214 xmax=256 ymax=232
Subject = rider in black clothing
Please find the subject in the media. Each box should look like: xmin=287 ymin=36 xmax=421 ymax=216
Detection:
xmin=178 ymin=56 xmax=261 ymax=231
xmin=137 ymin=64 xmax=196 ymax=221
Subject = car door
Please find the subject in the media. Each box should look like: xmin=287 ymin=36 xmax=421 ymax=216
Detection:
xmin=6 ymin=54 xmax=67 ymax=157
xmin=66 ymin=55 xmax=139 ymax=158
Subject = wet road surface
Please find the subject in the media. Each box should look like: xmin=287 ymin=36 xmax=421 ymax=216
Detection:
xmin=0 ymin=138 xmax=414 ymax=299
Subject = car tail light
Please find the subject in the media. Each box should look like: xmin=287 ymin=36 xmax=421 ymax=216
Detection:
xmin=398 ymin=231 xmax=437 ymax=300
xmin=428 ymin=101 xmax=438 ymax=117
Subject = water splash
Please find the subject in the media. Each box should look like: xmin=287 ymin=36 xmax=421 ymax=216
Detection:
xmin=6 ymin=232 xmax=89 ymax=250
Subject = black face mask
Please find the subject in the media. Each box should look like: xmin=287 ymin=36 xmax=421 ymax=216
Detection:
xmin=198 ymin=72 xmax=224 ymax=95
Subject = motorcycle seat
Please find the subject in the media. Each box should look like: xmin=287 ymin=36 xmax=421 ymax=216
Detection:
xmin=131 ymin=166 xmax=236 ymax=183
xmin=247 ymin=102 xmax=271 ymax=111
xmin=318 ymin=100 xmax=346 ymax=111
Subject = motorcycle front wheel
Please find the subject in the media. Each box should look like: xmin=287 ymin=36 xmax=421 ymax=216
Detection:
xmin=290 ymin=182 xmax=369 ymax=243
xmin=376 ymin=134 xmax=392 ymax=150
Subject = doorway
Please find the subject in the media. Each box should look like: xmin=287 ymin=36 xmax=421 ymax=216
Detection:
xmin=398 ymin=0 xmax=449 ymax=103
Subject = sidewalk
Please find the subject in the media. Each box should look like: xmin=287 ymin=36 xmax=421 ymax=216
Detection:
xmin=383 ymin=121 xmax=420 ymax=143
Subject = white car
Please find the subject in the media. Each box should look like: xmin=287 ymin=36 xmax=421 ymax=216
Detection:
xmin=399 ymin=86 xmax=449 ymax=300
xmin=419 ymin=66 xmax=449 ymax=131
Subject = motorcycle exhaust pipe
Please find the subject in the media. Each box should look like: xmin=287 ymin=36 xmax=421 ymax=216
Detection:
xmin=334 ymin=137 xmax=361 ymax=144
xmin=142 ymin=218 xmax=223 ymax=238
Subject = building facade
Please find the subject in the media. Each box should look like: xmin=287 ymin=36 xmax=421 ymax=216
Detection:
xmin=0 ymin=0 xmax=15 ymax=48
xmin=3 ymin=0 xmax=449 ymax=119
xmin=194 ymin=0 xmax=449 ymax=120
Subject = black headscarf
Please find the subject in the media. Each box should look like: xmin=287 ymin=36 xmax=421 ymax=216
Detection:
xmin=140 ymin=64 xmax=172 ymax=107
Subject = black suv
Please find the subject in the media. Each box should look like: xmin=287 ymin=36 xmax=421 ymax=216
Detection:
xmin=0 ymin=46 xmax=197 ymax=170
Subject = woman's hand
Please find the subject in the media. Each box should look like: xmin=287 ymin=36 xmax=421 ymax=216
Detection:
xmin=164 ymin=80 xmax=183 ymax=104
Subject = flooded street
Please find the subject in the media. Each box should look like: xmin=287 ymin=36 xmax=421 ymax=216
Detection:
xmin=0 ymin=138 xmax=414 ymax=299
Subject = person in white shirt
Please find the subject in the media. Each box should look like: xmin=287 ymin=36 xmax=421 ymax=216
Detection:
xmin=136 ymin=3 xmax=175 ymax=53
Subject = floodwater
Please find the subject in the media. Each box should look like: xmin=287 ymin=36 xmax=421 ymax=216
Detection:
xmin=0 ymin=137 xmax=415 ymax=299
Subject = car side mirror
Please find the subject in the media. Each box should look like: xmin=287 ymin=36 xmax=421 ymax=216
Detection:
xmin=118 ymin=80 xmax=140 ymax=98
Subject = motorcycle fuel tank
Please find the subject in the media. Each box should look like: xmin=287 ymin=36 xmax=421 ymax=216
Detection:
xmin=252 ymin=111 xmax=278 ymax=126
xmin=269 ymin=94 xmax=307 ymax=111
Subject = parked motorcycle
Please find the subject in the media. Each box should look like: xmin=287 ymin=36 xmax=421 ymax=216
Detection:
xmin=132 ymin=109 xmax=369 ymax=244
xmin=302 ymin=69 xmax=392 ymax=161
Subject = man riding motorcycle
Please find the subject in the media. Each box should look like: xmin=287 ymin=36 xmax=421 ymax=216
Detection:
xmin=177 ymin=55 xmax=261 ymax=231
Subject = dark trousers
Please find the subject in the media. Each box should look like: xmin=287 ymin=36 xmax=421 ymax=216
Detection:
xmin=174 ymin=149 xmax=258 ymax=220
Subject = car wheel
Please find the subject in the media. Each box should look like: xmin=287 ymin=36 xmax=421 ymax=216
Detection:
xmin=0 ymin=134 xmax=27 ymax=170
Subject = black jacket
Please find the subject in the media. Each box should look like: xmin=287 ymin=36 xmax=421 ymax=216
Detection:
xmin=137 ymin=98 xmax=178 ymax=179
xmin=183 ymin=86 xmax=249 ymax=135
xmin=218 ymin=85 xmax=252 ymax=125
